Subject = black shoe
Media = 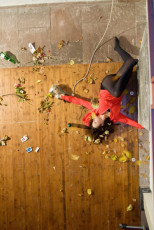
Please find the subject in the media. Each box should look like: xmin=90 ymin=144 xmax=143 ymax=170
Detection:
xmin=114 ymin=37 xmax=120 ymax=50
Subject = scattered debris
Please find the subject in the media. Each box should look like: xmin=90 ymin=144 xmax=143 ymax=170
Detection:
xmin=145 ymin=155 xmax=150 ymax=160
xmin=0 ymin=96 xmax=4 ymax=106
xmin=28 ymin=44 xmax=51 ymax=65
xmin=35 ymin=91 xmax=39 ymax=96
xmin=78 ymin=193 xmax=84 ymax=197
xmin=35 ymin=147 xmax=40 ymax=152
xmin=84 ymin=135 xmax=88 ymax=141
xmin=75 ymin=36 xmax=83 ymax=42
xmin=130 ymin=91 xmax=134 ymax=95
xmin=28 ymin=43 xmax=36 ymax=54
xmin=118 ymin=136 xmax=124 ymax=141
xmin=122 ymin=150 xmax=132 ymax=159
xmin=123 ymin=89 xmax=128 ymax=95
xmin=71 ymin=154 xmax=80 ymax=161
xmin=38 ymin=94 xmax=54 ymax=113
xmin=21 ymin=47 xmax=27 ymax=51
xmin=139 ymin=132 xmax=143 ymax=136
xmin=106 ymin=57 xmax=112 ymax=62
xmin=85 ymin=151 xmax=90 ymax=155
xmin=87 ymin=77 xmax=95 ymax=84
xmin=33 ymin=66 xmax=46 ymax=75
xmin=58 ymin=40 xmax=65 ymax=49
xmin=105 ymin=155 xmax=109 ymax=159
xmin=61 ymin=128 xmax=68 ymax=133
xmin=75 ymin=130 xmax=80 ymax=134
xmin=105 ymin=130 xmax=109 ymax=135
xmin=79 ymin=165 xmax=86 ymax=168
xmin=114 ymin=138 xmax=118 ymax=143
xmin=14 ymin=81 xmax=30 ymax=102
xmin=94 ymin=139 xmax=101 ymax=144
xmin=126 ymin=96 xmax=136 ymax=108
xmin=68 ymin=60 xmax=75 ymax=65
xmin=26 ymin=147 xmax=32 ymax=153
xmin=102 ymin=150 xmax=107 ymax=155
xmin=131 ymin=158 xmax=136 ymax=162
xmin=111 ymin=154 xmax=118 ymax=161
xmin=90 ymin=112 xmax=96 ymax=120
xmin=121 ymin=143 xmax=125 ymax=148
xmin=129 ymin=105 xmax=136 ymax=114
xmin=141 ymin=173 xmax=147 ymax=178
xmin=126 ymin=204 xmax=133 ymax=212
xmin=0 ymin=135 xmax=10 ymax=146
xmin=143 ymin=161 xmax=149 ymax=165
xmin=0 ymin=52 xmax=16 ymax=64
xmin=87 ymin=189 xmax=93 ymax=196
xmin=135 ymin=160 xmax=144 ymax=166
xmin=21 ymin=135 xmax=29 ymax=143
xmin=88 ymin=136 xmax=92 ymax=142
xmin=83 ymin=88 xmax=89 ymax=93
xmin=18 ymin=77 xmax=25 ymax=84
xmin=36 ymin=80 xmax=41 ymax=83
xmin=91 ymin=98 xmax=99 ymax=109
xmin=119 ymin=155 xmax=127 ymax=163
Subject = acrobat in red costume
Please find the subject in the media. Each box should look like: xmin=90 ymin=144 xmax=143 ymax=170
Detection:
xmin=51 ymin=37 xmax=144 ymax=130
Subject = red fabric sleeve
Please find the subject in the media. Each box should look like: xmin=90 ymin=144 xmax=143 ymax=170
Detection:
xmin=61 ymin=95 xmax=93 ymax=110
xmin=116 ymin=113 xmax=144 ymax=129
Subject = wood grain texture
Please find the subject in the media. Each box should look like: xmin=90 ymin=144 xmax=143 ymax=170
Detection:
xmin=0 ymin=63 xmax=140 ymax=230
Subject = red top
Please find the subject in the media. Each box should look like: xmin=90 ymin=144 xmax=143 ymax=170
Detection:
xmin=61 ymin=90 xmax=144 ymax=129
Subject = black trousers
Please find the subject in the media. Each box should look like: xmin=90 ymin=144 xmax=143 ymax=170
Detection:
xmin=100 ymin=39 xmax=138 ymax=98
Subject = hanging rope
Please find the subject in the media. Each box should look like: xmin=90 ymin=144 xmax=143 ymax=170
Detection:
xmin=72 ymin=0 xmax=114 ymax=96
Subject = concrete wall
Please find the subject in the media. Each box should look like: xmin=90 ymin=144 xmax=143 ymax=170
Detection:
xmin=138 ymin=24 xmax=150 ymax=130
xmin=0 ymin=0 xmax=110 ymax=7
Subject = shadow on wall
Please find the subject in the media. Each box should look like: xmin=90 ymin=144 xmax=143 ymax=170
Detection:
xmin=119 ymin=36 xmax=140 ymax=56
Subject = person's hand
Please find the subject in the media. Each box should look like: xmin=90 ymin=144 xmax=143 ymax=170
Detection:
xmin=55 ymin=94 xmax=65 ymax=99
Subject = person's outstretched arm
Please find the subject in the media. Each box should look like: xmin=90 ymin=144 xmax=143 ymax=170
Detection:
xmin=60 ymin=95 xmax=93 ymax=111
xmin=117 ymin=112 xmax=144 ymax=129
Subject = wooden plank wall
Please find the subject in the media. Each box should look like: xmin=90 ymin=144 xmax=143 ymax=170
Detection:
xmin=0 ymin=63 xmax=140 ymax=230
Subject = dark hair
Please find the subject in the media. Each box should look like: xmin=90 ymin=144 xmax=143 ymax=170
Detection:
xmin=90 ymin=117 xmax=114 ymax=143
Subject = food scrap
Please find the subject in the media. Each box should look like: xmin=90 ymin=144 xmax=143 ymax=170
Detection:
xmin=29 ymin=43 xmax=51 ymax=65
xmin=14 ymin=81 xmax=30 ymax=102
xmin=119 ymin=155 xmax=127 ymax=163
xmin=61 ymin=128 xmax=68 ymax=133
xmin=106 ymin=57 xmax=112 ymax=62
xmin=71 ymin=154 xmax=80 ymax=161
xmin=126 ymin=96 xmax=136 ymax=108
xmin=87 ymin=189 xmax=93 ymax=196
xmin=68 ymin=60 xmax=75 ymax=65
xmin=38 ymin=94 xmax=54 ymax=113
xmin=83 ymin=88 xmax=89 ymax=93
xmin=0 ymin=135 xmax=10 ymax=146
xmin=129 ymin=105 xmax=136 ymax=114
xmin=58 ymin=40 xmax=65 ymax=49
xmin=126 ymin=204 xmax=133 ymax=212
